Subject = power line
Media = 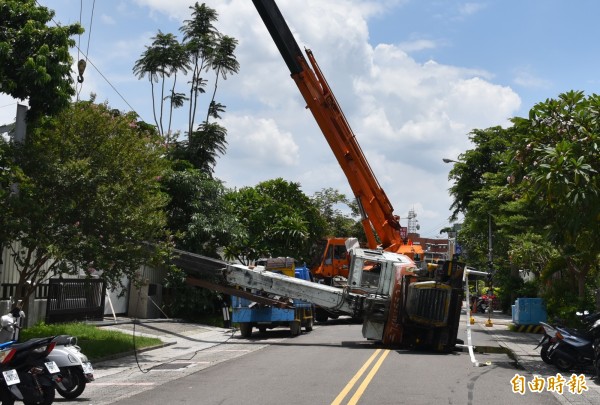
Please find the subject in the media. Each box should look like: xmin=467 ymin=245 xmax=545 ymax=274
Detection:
xmin=0 ymin=103 xmax=18 ymax=110
xmin=35 ymin=0 xmax=143 ymax=119
xmin=420 ymin=219 xmax=455 ymax=239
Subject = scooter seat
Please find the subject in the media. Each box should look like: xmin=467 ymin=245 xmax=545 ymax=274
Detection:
xmin=10 ymin=337 xmax=53 ymax=352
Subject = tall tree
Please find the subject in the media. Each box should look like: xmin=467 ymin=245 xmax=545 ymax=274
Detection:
xmin=134 ymin=2 xmax=239 ymax=173
xmin=133 ymin=31 xmax=189 ymax=143
xmin=448 ymin=91 xmax=600 ymax=315
xmin=0 ymin=0 xmax=83 ymax=121
xmin=161 ymin=164 xmax=242 ymax=257
xmin=310 ymin=188 xmax=363 ymax=240
xmin=6 ymin=102 xmax=169 ymax=305
xmin=180 ymin=2 xmax=219 ymax=136
xmin=205 ymin=35 xmax=239 ymax=124
xmin=224 ymin=179 xmax=327 ymax=265
xmin=511 ymin=91 xmax=600 ymax=299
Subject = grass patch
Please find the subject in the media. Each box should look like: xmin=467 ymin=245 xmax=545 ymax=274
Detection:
xmin=20 ymin=322 xmax=163 ymax=361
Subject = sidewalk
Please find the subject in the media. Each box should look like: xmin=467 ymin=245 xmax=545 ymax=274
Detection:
xmin=466 ymin=310 xmax=600 ymax=404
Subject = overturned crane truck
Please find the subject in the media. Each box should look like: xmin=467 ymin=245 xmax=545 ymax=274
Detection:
xmin=177 ymin=238 xmax=465 ymax=352
xmin=253 ymin=0 xmax=427 ymax=326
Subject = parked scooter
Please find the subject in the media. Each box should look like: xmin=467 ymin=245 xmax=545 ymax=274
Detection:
xmin=536 ymin=312 xmax=600 ymax=372
xmin=476 ymin=296 xmax=490 ymax=313
xmin=0 ymin=336 xmax=61 ymax=405
xmin=593 ymin=337 xmax=600 ymax=378
xmin=537 ymin=321 xmax=558 ymax=364
xmin=0 ymin=307 xmax=94 ymax=400
xmin=475 ymin=294 xmax=492 ymax=313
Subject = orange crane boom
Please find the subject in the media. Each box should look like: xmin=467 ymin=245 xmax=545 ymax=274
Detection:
xmin=253 ymin=0 xmax=422 ymax=258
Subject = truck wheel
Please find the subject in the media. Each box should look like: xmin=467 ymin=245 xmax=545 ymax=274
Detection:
xmin=304 ymin=316 xmax=314 ymax=332
xmin=315 ymin=308 xmax=328 ymax=323
xmin=239 ymin=323 xmax=252 ymax=338
xmin=290 ymin=321 xmax=301 ymax=336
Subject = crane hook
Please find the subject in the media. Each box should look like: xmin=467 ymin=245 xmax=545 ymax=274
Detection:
xmin=77 ymin=59 xmax=87 ymax=83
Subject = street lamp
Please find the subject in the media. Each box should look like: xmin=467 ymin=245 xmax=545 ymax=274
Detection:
xmin=442 ymin=158 xmax=457 ymax=164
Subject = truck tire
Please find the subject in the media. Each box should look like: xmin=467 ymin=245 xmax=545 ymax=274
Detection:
xmin=290 ymin=320 xmax=301 ymax=336
xmin=239 ymin=323 xmax=253 ymax=338
xmin=304 ymin=316 xmax=314 ymax=332
xmin=315 ymin=307 xmax=328 ymax=323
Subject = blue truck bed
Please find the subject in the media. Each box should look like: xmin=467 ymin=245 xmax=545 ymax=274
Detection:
xmin=232 ymin=264 xmax=314 ymax=337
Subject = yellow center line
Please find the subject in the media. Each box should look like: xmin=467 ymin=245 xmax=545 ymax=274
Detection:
xmin=347 ymin=349 xmax=390 ymax=404
xmin=331 ymin=349 xmax=388 ymax=405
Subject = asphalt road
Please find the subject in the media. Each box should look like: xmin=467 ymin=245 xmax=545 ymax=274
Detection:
xmin=90 ymin=318 xmax=560 ymax=405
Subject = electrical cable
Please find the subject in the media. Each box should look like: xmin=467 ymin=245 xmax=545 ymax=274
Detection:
xmin=131 ymin=289 xmax=150 ymax=374
xmin=85 ymin=0 xmax=95 ymax=60
xmin=0 ymin=103 xmax=17 ymax=110
xmin=35 ymin=0 xmax=143 ymax=119
xmin=128 ymin=282 xmax=239 ymax=373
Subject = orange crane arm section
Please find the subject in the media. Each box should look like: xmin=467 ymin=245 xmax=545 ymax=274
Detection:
xmin=293 ymin=52 xmax=402 ymax=251
xmin=253 ymin=0 xmax=407 ymax=252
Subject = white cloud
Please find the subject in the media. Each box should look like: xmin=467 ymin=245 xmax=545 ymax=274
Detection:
xmin=398 ymin=39 xmax=438 ymax=53
xmin=458 ymin=2 xmax=487 ymax=17
xmin=195 ymin=0 xmax=520 ymax=232
xmin=513 ymin=67 xmax=551 ymax=89
xmin=100 ymin=14 xmax=116 ymax=25
xmin=223 ymin=115 xmax=299 ymax=166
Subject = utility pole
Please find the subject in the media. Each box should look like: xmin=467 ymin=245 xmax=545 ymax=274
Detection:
xmin=485 ymin=214 xmax=494 ymax=327
xmin=0 ymin=104 xmax=28 ymax=301
xmin=0 ymin=104 xmax=27 ymax=142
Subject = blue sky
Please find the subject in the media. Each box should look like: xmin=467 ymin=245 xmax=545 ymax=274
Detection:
xmin=2 ymin=0 xmax=599 ymax=239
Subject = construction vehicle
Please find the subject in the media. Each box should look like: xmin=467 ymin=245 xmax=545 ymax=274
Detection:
xmin=178 ymin=237 xmax=465 ymax=351
xmin=253 ymin=0 xmax=425 ymax=321
xmin=175 ymin=0 xmax=465 ymax=352
xmin=231 ymin=257 xmax=314 ymax=337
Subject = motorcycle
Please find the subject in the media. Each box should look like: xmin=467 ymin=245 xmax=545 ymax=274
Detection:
xmin=593 ymin=337 xmax=600 ymax=378
xmin=536 ymin=312 xmax=600 ymax=372
xmin=0 ymin=336 xmax=61 ymax=405
xmin=536 ymin=321 xmax=558 ymax=364
xmin=475 ymin=292 xmax=495 ymax=313
xmin=49 ymin=335 xmax=94 ymax=399
xmin=0 ymin=309 xmax=94 ymax=400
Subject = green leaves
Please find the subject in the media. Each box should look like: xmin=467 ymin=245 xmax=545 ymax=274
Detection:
xmin=224 ymin=179 xmax=327 ymax=265
xmin=133 ymin=2 xmax=240 ymax=146
xmin=0 ymin=0 xmax=83 ymax=121
xmin=7 ymin=101 xmax=169 ymax=291
xmin=450 ymin=91 xmax=600 ymax=314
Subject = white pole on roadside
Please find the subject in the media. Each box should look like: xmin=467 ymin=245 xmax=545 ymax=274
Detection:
xmin=106 ymin=291 xmax=117 ymax=323
xmin=463 ymin=267 xmax=492 ymax=367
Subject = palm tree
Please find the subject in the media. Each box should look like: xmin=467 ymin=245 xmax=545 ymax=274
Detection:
xmin=205 ymin=35 xmax=240 ymax=124
xmin=133 ymin=31 xmax=189 ymax=146
xmin=186 ymin=122 xmax=228 ymax=174
xmin=180 ymin=2 xmax=219 ymax=137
